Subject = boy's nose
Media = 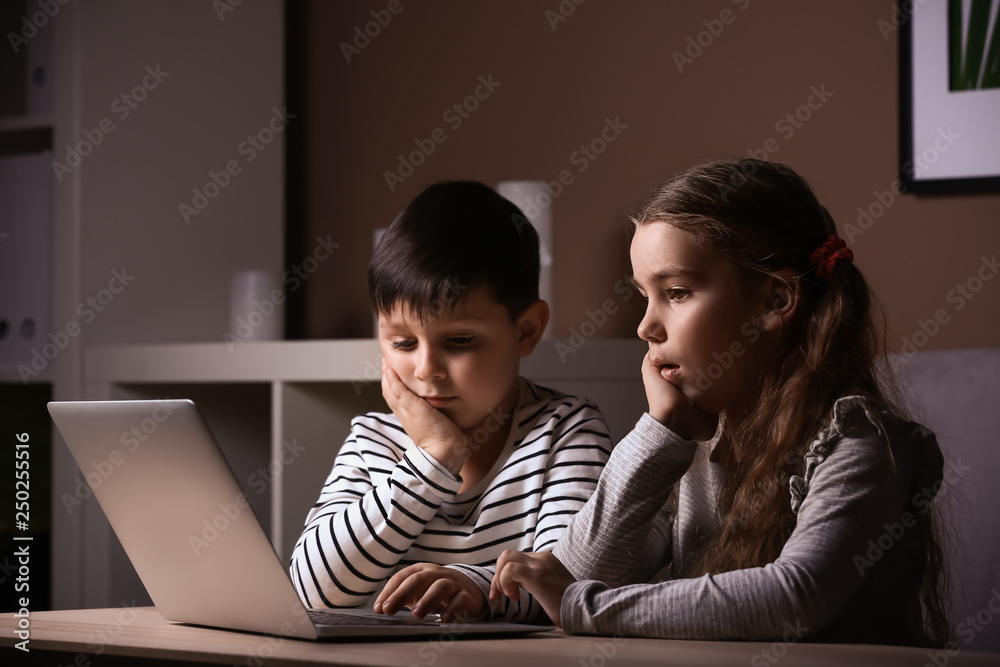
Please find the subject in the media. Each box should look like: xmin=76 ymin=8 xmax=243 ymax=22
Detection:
xmin=414 ymin=349 xmax=446 ymax=381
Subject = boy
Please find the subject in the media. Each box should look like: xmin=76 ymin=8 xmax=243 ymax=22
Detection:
xmin=289 ymin=181 xmax=612 ymax=623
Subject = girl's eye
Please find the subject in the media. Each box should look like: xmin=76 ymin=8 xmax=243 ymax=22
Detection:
xmin=391 ymin=340 xmax=416 ymax=350
xmin=447 ymin=337 xmax=474 ymax=348
xmin=666 ymin=288 xmax=690 ymax=302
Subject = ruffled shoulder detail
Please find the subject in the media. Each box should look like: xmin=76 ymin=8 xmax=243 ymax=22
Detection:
xmin=787 ymin=396 xmax=887 ymax=514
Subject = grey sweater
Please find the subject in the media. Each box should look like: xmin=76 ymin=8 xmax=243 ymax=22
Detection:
xmin=553 ymin=396 xmax=944 ymax=645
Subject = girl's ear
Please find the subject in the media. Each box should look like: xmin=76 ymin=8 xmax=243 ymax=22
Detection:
xmin=516 ymin=300 xmax=550 ymax=356
xmin=759 ymin=271 xmax=800 ymax=332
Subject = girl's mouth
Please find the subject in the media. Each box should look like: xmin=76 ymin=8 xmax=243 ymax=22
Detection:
xmin=659 ymin=364 xmax=680 ymax=381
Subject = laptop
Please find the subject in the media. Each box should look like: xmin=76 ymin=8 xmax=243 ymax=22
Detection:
xmin=48 ymin=399 xmax=553 ymax=640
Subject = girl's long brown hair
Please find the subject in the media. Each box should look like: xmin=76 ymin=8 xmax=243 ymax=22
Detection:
xmin=632 ymin=158 xmax=950 ymax=645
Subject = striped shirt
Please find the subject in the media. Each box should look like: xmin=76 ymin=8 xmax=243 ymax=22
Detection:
xmin=554 ymin=396 xmax=943 ymax=645
xmin=289 ymin=377 xmax=612 ymax=622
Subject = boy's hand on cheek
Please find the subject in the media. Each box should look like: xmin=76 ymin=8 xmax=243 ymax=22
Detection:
xmin=641 ymin=352 xmax=718 ymax=442
xmin=381 ymin=360 xmax=470 ymax=476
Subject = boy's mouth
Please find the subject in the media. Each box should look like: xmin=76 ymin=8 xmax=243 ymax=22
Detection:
xmin=423 ymin=396 xmax=456 ymax=409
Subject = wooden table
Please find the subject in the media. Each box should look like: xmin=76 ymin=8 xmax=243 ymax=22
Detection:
xmin=2 ymin=607 xmax=999 ymax=666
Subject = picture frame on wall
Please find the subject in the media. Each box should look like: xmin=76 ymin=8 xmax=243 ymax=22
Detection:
xmin=899 ymin=0 xmax=1000 ymax=194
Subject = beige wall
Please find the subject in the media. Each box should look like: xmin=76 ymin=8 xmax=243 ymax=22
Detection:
xmin=299 ymin=0 xmax=1000 ymax=352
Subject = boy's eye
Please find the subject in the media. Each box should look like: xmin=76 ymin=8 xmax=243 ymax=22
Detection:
xmin=391 ymin=340 xmax=416 ymax=350
xmin=447 ymin=336 xmax=474 ymax=348
xmin=666 ymin=288 xmax=690 ymax=301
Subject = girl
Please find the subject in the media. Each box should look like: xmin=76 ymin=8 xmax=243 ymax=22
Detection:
xmin=490 ymin=158 xmax=952 ymax=646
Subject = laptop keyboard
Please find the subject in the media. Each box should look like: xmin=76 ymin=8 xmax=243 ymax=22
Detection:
xmin=308 ymin=609 xmax=441 ymax=627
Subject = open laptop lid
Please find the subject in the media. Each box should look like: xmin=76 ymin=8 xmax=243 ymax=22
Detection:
xmin=49 ymin=400 xmax=554 ymax=641
xmin=49 ymin=400 xmax=320 ymax=640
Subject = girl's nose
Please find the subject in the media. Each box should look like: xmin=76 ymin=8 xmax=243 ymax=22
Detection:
xmin=637 ymin=307 xmax=665 ymax=343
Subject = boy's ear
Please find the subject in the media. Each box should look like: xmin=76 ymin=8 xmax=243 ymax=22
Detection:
xmin=516 ymin=300 xmax=550 ymax=356
xmin=758 ymin=271 xmax=800 ymax=332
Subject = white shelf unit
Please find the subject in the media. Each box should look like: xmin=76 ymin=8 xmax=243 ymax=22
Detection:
xmin=83 ymin=338 xmax=648 ymax=595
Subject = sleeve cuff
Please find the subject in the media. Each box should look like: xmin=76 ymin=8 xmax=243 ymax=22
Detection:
xmin=613 ymin=413 xmax=699 ymax=474
xmin=402 ymin=446 xmax=462 ymax=500
xmin=560 ymin=579 xmax=606 ymax=634
xmin=443 ymin=564 xmax=496 ymax=620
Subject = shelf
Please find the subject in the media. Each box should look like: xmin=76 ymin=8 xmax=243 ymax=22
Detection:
xmin=85 ymin=338 xmax=649 ymax=384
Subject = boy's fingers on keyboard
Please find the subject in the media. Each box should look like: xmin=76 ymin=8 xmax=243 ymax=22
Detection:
xmin=375 ymin=563 xmax=424 ymax=614
xmin=414 ymin=570 xmax=485 ymax=621
xmin=412 ymin=577 xmax=456 ymax=619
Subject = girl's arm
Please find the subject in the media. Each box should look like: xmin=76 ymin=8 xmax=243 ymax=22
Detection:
xmin=559 ymin=398 xmax=927 ymax=640
xmin=553 ymin=413 xmax=698 ymax=587
xmin=288 ymin=418 xmax=461 ymax=608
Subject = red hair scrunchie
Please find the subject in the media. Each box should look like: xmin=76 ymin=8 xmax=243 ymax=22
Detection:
xmin=809 ymin=235 xmax=854 ymax=282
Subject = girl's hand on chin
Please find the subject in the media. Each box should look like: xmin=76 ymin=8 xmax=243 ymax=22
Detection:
xmin=641 ymin=352 xmax=718 ymax=442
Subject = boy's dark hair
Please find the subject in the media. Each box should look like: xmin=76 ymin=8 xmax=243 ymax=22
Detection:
xmin=370 ymin=181 xmax=540 ymax=322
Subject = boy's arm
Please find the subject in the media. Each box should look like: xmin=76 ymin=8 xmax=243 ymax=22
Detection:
xmin=448 ymin=399 xmax=615 ymax=622
xmin=288 ymin=417 xmax=461 ymax=609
